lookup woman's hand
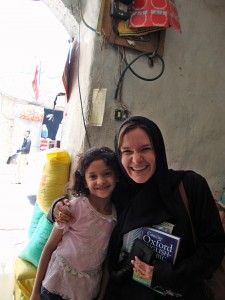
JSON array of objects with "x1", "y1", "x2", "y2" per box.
[
  {"x1": 54, "y1": 198, "x2": 74, "y2": 224},
  {"x1": 131, "y1": 256, "x2": 154, "y2": 280}
]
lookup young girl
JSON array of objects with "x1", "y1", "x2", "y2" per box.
[{"x1": 31, "y1": 147, "x2": 118, "y2": 300}]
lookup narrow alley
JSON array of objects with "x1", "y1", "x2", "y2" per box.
[{"x1": 0, "y1": 159, "x2": 41, "y2": 300}]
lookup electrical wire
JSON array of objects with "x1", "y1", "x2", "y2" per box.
[
  {"x1": 77, "y1": 23, "x2": 91, "y2": 148},
  {"x1": 124, "y1": 51, "x2": 165, "y2": 81},
  {"x1": 113, "y1": 24, "x2": 165, "y2": 99},
  {"x1": 79, "y1": 0, "x2": 99, "y2": 34},
  {"x1": 77, "y1": 1, "x2": 164, "y2": 118},
  {"x1": 114, "y1": 48, "x2": 128, "y2": 110},
  {"x1": 114, "y1": 50, "x2": 165, "y2": 99}
]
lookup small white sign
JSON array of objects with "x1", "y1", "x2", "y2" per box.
[{"x1": 89, "y1": 88, "x2": 107, "y2": 126}]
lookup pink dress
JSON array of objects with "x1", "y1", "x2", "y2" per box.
[{"x1": 42, "y1": 196, "x2": 117, "y2": 300}]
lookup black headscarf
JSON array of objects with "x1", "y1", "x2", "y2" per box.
[
  {"x1": 109, "y1": 116, "x2": 187, "y2": 268},
  {"x1": 114, "y1": 116, "x2": 169, "y2": 185}
]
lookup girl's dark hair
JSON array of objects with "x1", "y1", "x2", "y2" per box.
[{"x1": 73, "y1": 147, "x2": 119, "y2": 197}]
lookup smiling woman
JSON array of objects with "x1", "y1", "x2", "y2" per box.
[{"x1": 119, "y1": 127, "x2": 156, "y2": 184}]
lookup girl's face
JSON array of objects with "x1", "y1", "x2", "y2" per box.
[
  {"x1": 85, "y1": 159, "x2": 117, "y2": 201},
  {"x1": 120, "y1": 128, "x2": 156, "y2": 184}
]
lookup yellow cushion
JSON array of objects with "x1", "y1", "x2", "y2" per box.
[
  {"x1": 14, "y1": 257, "x2": 37, "y2": 300},
  {"x1": 37, "y1": 148, "x2": 71, "y2": 214}
]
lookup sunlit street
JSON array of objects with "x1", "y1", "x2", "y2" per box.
[{"x1": 0, "y1": 158, "x2": 41, "y2": 300}]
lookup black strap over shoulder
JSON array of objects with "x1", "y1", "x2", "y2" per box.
[{"x1": 179, "y1": 181, "x2": 197, "y2": 245}]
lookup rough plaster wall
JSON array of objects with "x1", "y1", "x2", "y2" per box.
[
  {"x1": 59, "y1": 0, "x2": 101, "y2": 175},
  {"x1": 56, "y1": 0, "x2": 225, "y2": 194},
  {"x1": 161, "y1": 0, "x2": 225, "y2": 192}
]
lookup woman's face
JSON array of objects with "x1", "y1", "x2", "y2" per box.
[{"x1": 120, "y1": 128, "x2": 156, "y2": 184}]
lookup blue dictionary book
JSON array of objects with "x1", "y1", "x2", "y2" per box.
[
  {"x1": 140, "y1": 227, "x2": 181, "y2": 264},
  {"x1": 132, "y1": 227, "x2": 181, "y2": 296}
]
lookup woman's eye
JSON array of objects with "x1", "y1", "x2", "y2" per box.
[
  {"x1": 121, "y1": 150, "x2": 132, "y2": 155},
  {"x1": 142, "y1": 147, "x2": 153, "y2": 152}
]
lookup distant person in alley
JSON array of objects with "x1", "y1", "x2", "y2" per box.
[{"x1": 15, "y1": 129, "x2": 32, "y2": 184}]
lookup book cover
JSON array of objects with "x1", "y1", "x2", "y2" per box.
[
  {"x1": 140, "y1": 227, "x2": 181, "y2": 264},
  {"x1": 132, "y1": 227, "x2": 181, "y2": 295},
  {"x1": 119, "y1": 222, "x2": 174, "y2": 261}
]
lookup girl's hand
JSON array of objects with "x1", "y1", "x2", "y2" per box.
[
  {"x1": 54, "y1": 198, "x2": 73, "y2": 224},
  {"x1": 217, "y1": 201, "x2": 225, "y2": 210},
  {"x1": 30, "y1": 292, "x2": 41, "y2": 300},
  {"x1": 131, "y1": 256, "x2": 154, "y2": 280}
]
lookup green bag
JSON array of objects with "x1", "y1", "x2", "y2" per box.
[{"x1": 19, "y1": 214, "x2": 53, "y2": 267}]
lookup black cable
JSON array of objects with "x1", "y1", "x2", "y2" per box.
[
  {"x1": 124, "y1": 52, "x2": 165, "y2": 81},
  {"x1": 77, "y1": 24, "x2": 91, "y2": 148},
  {"x1": 114, "y1": 28, "x2": 165, "y2": 99},
  {"x1": 114, "y1": 50, "x2": 165, "y2": 99}
]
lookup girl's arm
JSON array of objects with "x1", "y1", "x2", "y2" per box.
[{"x1": 30, "y1": 226, "x2": 63, "y2": 300}]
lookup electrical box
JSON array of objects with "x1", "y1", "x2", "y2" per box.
[
  {"x1": 114, "y1": 109, "x2": 129, "y2": 121},
  {"x1": 97, "y1": 0, "x2": 165, "y2": 55},
  {"x1": 110, "y1": 0, "x2": 132, "y2": 20}
]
